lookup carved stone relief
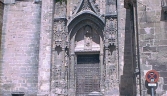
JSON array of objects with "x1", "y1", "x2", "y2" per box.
[
  {"x1": 84, "y1": 25, "x2": 92, "y2": 50},
  {"x1": 104, "y1": 17, "x2": 117, "y2": 47},
  {"x1": 90, "y1": 0, "x2": 100, "y2": 13},
  {"x1": 75, "y1": 25, "x2": 100, "y2": 52},
  {"x1": 106, "y1": 48, "x2": 118, "y2": 88},
  {"x1": 106, "y1": 0, "x2": 117, "y2": 15},
  {"x1": 54, "y1": 2, "x2": 66, "y2": 18},
  {"x1": 103, "y1": 16, "x2": 118, "y2": 94},
  {"x1": 82, "y1": 0, "x2": 92, "y2": 10},
  {"x1": 52, "y1": 18, "x2": 68, "y2": 95},
  {"x1": 53, "y1": 19, "x2": 68, "y2": 48},
  {"x1": 51, "y1": 46, "x2": 66, "y2": 95},
  {"x1": 71, "y1": 0, "x2": 101, "y2": 16}
]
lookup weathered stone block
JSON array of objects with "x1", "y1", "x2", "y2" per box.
[
  {"x1": 163, "y1": 85, "x2": 167, "y2": 90},
  {"x1": 160, "y1": 71, "x2": 167, "y2": 77},
  {"x1": 164, "y1": 77, "x2": 167, "y2": 84},
  {"x1": 143, "y1": 46, "x2": 157, "y2": 52},
  {"x1": 153, "y1": 65, "x2": 167, "y2": 71},
  {"x1": 158, "y1": 46, "x2": 167, "y2": 51}
]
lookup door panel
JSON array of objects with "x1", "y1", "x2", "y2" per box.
[{"x1": 76, "y1": 54, "x2": 100, "y2": 96}]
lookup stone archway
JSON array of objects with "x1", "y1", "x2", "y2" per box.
[
  {"x1": 74, "y1": 25, "x2": 101, "y2": 95},
  {"x1": 67, "y1": 13, "x2": 105, "y2": 96}
]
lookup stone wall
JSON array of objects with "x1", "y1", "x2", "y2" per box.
[
  {"x1": 0, "y1": 1, "x2": 3, "y2": 52},
  {"x1": 1, "y1": 0, "x2": 167, "y2": 95},
  {"x1": 0, "y1": 1, "x2": 3, "y2": 35},
  {"x1": 0, "y1": 1, "x2": 3, "y2": 95},
  {"x1": 0, "y1": 0, "x2": 41, "y2": 95},
  {"x1": 137, "y1": 0, "x2": 167, "y2": 95}
]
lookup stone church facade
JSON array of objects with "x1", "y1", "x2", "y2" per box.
[{"x1": 0, "y1": 0, "x2": 167, "y2": 96}]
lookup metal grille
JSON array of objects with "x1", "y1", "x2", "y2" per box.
[{"x1": 76, "y1": 54, "x2": 100, "y2": 96}]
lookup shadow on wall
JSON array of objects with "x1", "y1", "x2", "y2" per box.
[
  {"x1": 119, "y1": 6, "x2": 137, "y2": 96},
  {"x1": 161, "y1": 0, "x2": 167, "y2": 21},
  {"x1": 160, "y1": 9, "x2": 167, "y2": 21}
]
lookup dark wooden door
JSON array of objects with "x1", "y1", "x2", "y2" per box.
[{"x1": 76, "y1": 54, "x2": 100, "y2": 96}]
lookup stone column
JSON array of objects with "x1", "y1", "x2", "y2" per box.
[
  {"x1": 100, "y1": 37, "x2": 105, "y2": 92},
  {"x1": 100, "y1": 52, "x2": 104, "y2": 91},
  {"x1": 104, "y1": 46, "x2": 109, "y2": 90},
  {"x1": 37, "y1": 0, "x2": 54, "y2": 95},
  {"x1": 68, "y1": 37, "x2": 75, "y2": 96},
  {"x1": 61, "y1": 48, "x2": 65, "y2": 79}
]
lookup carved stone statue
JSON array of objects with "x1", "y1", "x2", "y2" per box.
[{"x1": 84, "y1": 25, "x2": 92, "y2": 50}]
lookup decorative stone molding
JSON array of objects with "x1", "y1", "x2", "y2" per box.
[
  {"x1": 53, "y1": 18, "x2": 68, "y2": 48},
  {"x1": 104, "y1": 17, "x2": 117, "y2": 47},
  {"x1": 4, "y1": 0, "x2": 15, "y2": 4},
  {"x1": 54, "y1": 2, "x2": 66, "y2": 18},
  {"x1": 74, "y1": 0, "x2": 97, "y2": 14},
  {"x1": 106, "y1": 0, "x2": 117, "y2": 15}
]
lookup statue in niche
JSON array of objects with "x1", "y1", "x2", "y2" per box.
[
  {"x1": 54, "y1": 20, "x2": 65, "y2": 42},
  {"x1": 84, "y1": 25, "x2": 92, "y2": 50},
  {"x1": 105, "y1": 18, "x2": 117, "y2": 45},
  {"x1": 106, "y1": 18, "x2": 113, "y2": 32},
  {"x1": 106, "y1": 0, "x2": 116, "y2": 14}
]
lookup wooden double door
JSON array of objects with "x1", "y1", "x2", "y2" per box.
[{"x1": 76, "y1": 54, "x2": 100, "y2": 96}]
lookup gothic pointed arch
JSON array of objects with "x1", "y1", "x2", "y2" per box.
[
  {"x1": 67, "y1": 12, "x2": 105, "y2": 40},
  {"x1": 67, "y1": 8, "x2": 106, "y2": 96}
]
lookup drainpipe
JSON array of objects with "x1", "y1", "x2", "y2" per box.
[{"x1": 133, "y1": 0, "x2": 142, "y2": 95}]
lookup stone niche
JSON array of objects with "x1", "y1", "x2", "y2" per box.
[{"x1": 75, "y1": 25, "x2": 100, "y2": 52}]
